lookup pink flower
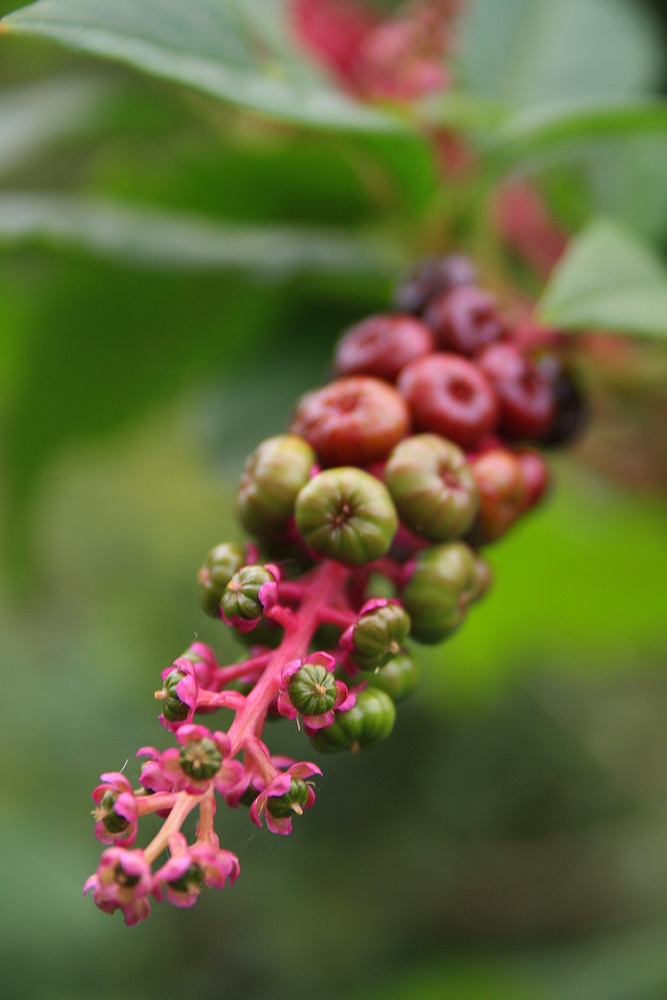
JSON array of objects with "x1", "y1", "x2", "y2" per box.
[
  {"x1": 223, "y1": 740, "x2": 294, "y2": 809},
  {"x1": 278, "y1": 651, "x2": 356, "y2": 729},
  {"x1": 136, "y1": 747, "x2": 176, "y2": 795},
  {"x1": 159, "y1": 724, "x2": 243, "y2": 795},
  {"x1": 91, "y1": 772, "x2": 138, "y2": 848},
  {"x1": 83, "y1": 847, "x2": 153, "y2": 926},
  {"x1": 157, "y1": 658, "x2": 199, "y2": 732},
  {"x1": 153, "y1": 833, "x2": 240, "y2": 908},
  {"x1": 339, "y1": 598, "x2": 400, "y2": 653},
  {"x1": 249, "y1": 762, "x2": 321, "y2": 835}
]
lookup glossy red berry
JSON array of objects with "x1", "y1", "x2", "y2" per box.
[
  {"x1": 424, "y1": 286, "x2": 506, "y2": 356},
  {"x1": 291, "y1": 376, "x2": 410, "y2": 467},
  {"x1": 334, "y1": 314, "x2": 434, "y2": 382},
  {"x1": 466, "y1": 448, "x2": 527, "y2": 544},
  {"x1": 515, "y1": 448, "x2": 550, "y2": 509},
  {"x1": 477, "y1": 343, "x2": 554, "y2": 441},
  {"x1": 393, "y1": 254, "x2": 477, "y2": 314},
  {"x1": 397, "y1": 353, "x2": 498, "y2": 450}
]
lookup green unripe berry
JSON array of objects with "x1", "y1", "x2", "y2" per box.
[
  {"x1": 168, "y1": 864, "x2": 205, "y2": 894},
  {"x1": 401, "y1": 541, "x2": 476, "y2": 644},
  {"x1": 198, "y1": 542, "x2": 246, "y2": 615},
  {"x1": 179, "y1": 738, "x2": 222, "y2": 781},
  {"x1": 221, "y1": 565, "x2": 274, "y2": 623},
  {"x1": 160, "y1": 668, "x2": 191, "y2": 723},
  {"x1": 267, "y1": 778, "x2": 311, "y2": 818},
  {"x1": 100, "y1": 790, "x2": 129, "y2": 835},
  {"x1": 354, "y1": 652, "x2": 420, "y2": 702},
  {"x1": 466, "y1": 555, "x2": 493, "y2": 604},
  {"x1": 287, "y1": 664, "x2": 338, "y2": 717},
  {"x1": 384, "y1": 434, "x2": 479, "y2": 542},
  {"x1": 349, "y1": 602, "x2": 411, "y2": 671},
  {"x1": 237, "y1": 435, "x2": 316, "y2": 540},
  {"x1": 295, "y1": 467, "x2": 398, "y2": 566},
  {"x1": 309, "y1": 687, "x2": 396, "y2": 754}
]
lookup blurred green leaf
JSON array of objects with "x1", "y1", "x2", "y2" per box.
[
  {"x1": 0, "y1": 72, "x2": 109, "y2": 175},
  {"x1": 537, "y1": 217, "x2": 667, "y2": 335},
  {"x1": 0, "y1": 0, "x2": 405, "y2": 132},
  {"x1": 484, "y1": 98, "x2": 667, "y2": 173},
  {"x1": 0, "y1": 193, "x2": 400, "y2": 273},
  {"x1": 459, "y1": 0, "x2": 662, "y2": 110}
]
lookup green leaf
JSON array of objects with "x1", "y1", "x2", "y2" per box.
[
  {"x1": 0, "y1": 72, "x2": 109, "y2": 175},
  {"x1": 458, "y1": 0, "x2": 662, "y2": 110},
  {"x1": 0, "y1": 192, "x2": 400, "y2": 274},
  {"x1": 0, "y1": 0, "x2": 404, "y2": 132},
  {"x1": 484, "y1": 98, "x2": 667, "y2": 171},
  {"x1": 537, "y1": 217, "x2": 667, "y2": 336}
]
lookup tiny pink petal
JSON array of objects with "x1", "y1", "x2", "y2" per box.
[
  {"x1": 305, "y1": 651, "x2": 336, "y2": 671},
  {"x1": 277, "y1": 690, "x2": 298, "y2": 720}
]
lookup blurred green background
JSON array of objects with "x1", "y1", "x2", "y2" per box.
[{"x1": 2, "y1": 2, "x2": 667, "y2": 999}]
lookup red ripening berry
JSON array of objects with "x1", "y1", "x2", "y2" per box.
[
  {"x1": 334, "y1": 314, "x2": 434, "y2": 382},
  {"x1": 467, "y1": 448, "x2": 527, "y2": 544},
  {"x1": 397, "y1": 353, "x2": 498, "y2": 451},
  {"x1": 515, "y1": 449, "x2": 550, "y2": 509},
  {"x1": 477, "y1": 342, "x2": 554, "y2": 441},
  {"x1": 291, "y1": 376, "x2": 410, "y2": 467},
  {"x1": 424, "y1": 286, "x2": 507, "y2": 356}
]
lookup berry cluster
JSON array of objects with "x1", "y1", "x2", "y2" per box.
[{"x1": 84, "y1": 256, "x2": 585, "y2": 925}]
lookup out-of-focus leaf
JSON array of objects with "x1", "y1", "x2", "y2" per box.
[
  {"x1": 0, "y1": 73, "x2": 108, "y2": 175},
  {"x1": 0, "y1": 193, "x2": 400, "y2": 274},
  {"x1": 459, "y1": 0, "x2": 662, "y2": 110},
  {"x1": 0, "y1": 0, "x2": 405, "y2": 132},
  {"x1": 537, "y1": 217, "x2": 667, "y2": 335},
  {"x1": 484, "y1": 98, "x2": 667, "y2": 172},
  {"x1": 420, "y1": 90, "x2": 510, "y2": 131}
]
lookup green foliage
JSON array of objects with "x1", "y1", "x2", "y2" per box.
[
  {"x1": 537, "y1": 217, "x2": 667, "y2": 335},
  {"x1": 0, "y1": 0, "x2": 405, "y2": 130}
]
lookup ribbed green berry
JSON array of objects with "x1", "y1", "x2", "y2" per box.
[
  {"x1": 350, "y1": 602, "x2": 411, "y2": 671},
  {"x1": 401, "y1": 542, "x2": 476, "y2": 644},
  {"x1": 384, "y1": 434, "x2": 479, "y2": 542},
  {"x1": 354, "y1": 652, "x2": 420, "y2": 702},
  {"x1": 267, "y1": 778, "x2": 311, "y2": 818},
  {"x1": 237, "y1": 435, "x2": 316, "y2": 540},
  {"x1": 466, "y1": 555, "x2": 493, "y2": 604},
  {"x1": 160, "y1": 668, "x2": 190, "y2": 723},
  {"x1": 99, "y1": 790, "x2": 129, "y2": 835},
  {"x1": 198, "y1": 542, "x2": 246, "y2": 615},
  {"x1": 179, "y1": 738, "x2": 222, "y2": 781},
  {"x1": 295, "y1": 467, "x2": 398, "y2": 566},
  {"x1": 287, "y1": 664, "x2": 338, "y2": 717},
  {"x1": 309, "y1": 687, "x2": 396, "y2": 753},
  {"x1": 221, "y1": 565, "x2": 274, "y2": 623}
]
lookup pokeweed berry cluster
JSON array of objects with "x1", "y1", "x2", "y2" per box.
[{"x1": 85, "y1": 255, "x2": 585, "y2": 925}]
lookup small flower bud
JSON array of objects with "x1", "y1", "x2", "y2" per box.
[
  {"x1": 291, "y1": 376, "x2": 410, "y2": 467},
  {"x1": 353, "y1": 651, "x2": 420, "y2": 702},
  {"x1": 295, "y1": 467, "x2": 398, "y2": 566},
  {"x1": 198, "y1": 542, "x2": 246, "y2": 615},
  {"x1": 179, "y1": 737, "x2": 222, "y2": 782},
  {"x1": 341, "y1": 598, "x2": 411, "y2": 671},
  {"x1": 221, "y1": 565, "x2": 278, "y2": 630},
  {"x1": 384, "y1": 434, "x2": 479, "y2": 541},
  {"x1": 401, "y1": 541, "x2": 477, "y2": 644},
  {"x1": 309, "y1": 687, "x2": 396, "y2": 753},
  {"x1": 237, "y1": 435, "x2": 316, "y2": 540},
  {"x1": 266, "y1": 778, "x2": 312, "y2": 819}
]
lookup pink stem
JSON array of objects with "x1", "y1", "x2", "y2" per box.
[
  {"x1": 195, "y1": 788, "x2": 217, "y2": 843},
  {"x1": 211, "y1": 653, "x2": 270, "y2": 686},
  {"x1": 277, "y1": 581, "x2": 307, "y2": 602},
  {"x1": 136, "y1": 793, "x2": 178, "y2": 816},
  {"x1": 197, "y1": 689, "x2": 246, "y2": 710},
  {"x1": 144, "y1": 791, "x2": 202, "y2": 864},
  {"x1": 228, "y1": 560, "x2": 349, "y2": 758},
  {"x1": 318, "y1": 606, "x2": 356, "y2": 628}
]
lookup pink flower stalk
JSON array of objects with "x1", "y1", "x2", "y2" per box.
[
  {"x1": 83, "y1": 847, "x2": 153, "y2": 926},
  {"x1": 91, "y1": 772, "x2": 139, "y2": 848},
  {"x1": 249, "y1": 762, "x2": 322, "y2": 835},
  {"x1": 278, "y1": 651, "x2": 356, "y2": 729},
  {"x1": 153, "y1": 833, "x2": 240, "y2": 908}
]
